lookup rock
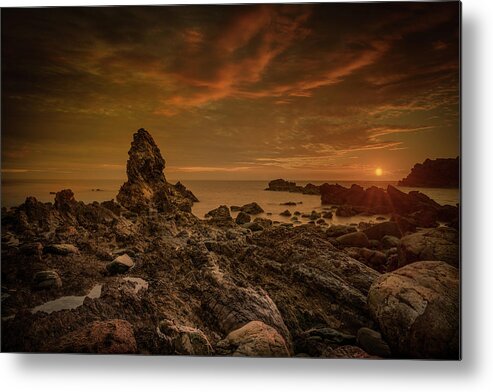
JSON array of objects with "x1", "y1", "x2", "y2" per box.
[
  {"x1": 322, "y1": 211, "x2": 333, "y2": 219},
  {"x1": 20, "y1": 242, "x2": 43, "y2": 257},
  {"x1": 381, "y1": 235, "x2": 400, "y2": 249},
  {"x1": 49, "y1": 320, "x2": 137, "y2": 354},
  {"x1": 116, "y1": 128, "x2": 193, "y2": 213},
  {"x1": 174, "y1": 181, "x2": 199, "y2": 202},
  {"x1": 230, "y1": 205, "x2": 241, "y2": 212},
  {"x1": 240, "y1": 202, "x2": 264, "y2": 215},
  {"x1": 216, "y1": 321, "x2": 289, "y2": 357},
  {"x1": 106, "y1": 254, "x2": 134, "y2": 274},
  {"x1": 391, "y1": 214, "x2": 417, "y2": 234},
  {"x1": 235, "y1": 211, "x2": 251, "y2": 225},
  {"x1": 266, "y1": 179, "x2": 300, "y2": 193},
  {"x1": 398, "y1": 157, "x2": 459, "y2": 188},
  {"x1": 302, "y1": 183, "x2": 320, "y2": 195},
  {"x1": 316, "y1": 218, "x2": 326, "y2": 225},
  {"x1": 158, "y1": 319, "x2": 213, "y2": 355},
  {"x1": 368, "y1": 261, "x2": 459, "y2": 358},
  {"x1": 294, "y1": 327, "x2": 355, "y2": 356},
  {"x1": 356, "y1": 327, "x2": 391, "y2": 357},
  {"x1": 345, "y1": 247, "x2": 387, "y2": 271},
  {"x1": 398, "y1": 227, "x2": 459, "y2": 268},
  {"x1": 54, "y1": 189, "x2": 77, "y2": 213},
  {"x1": 243, "y1": 222, "x2": 264, "y2": 232},
  {"x1": 309, "y1": 211, "x2": 321, "y2": 220},
  {"x1": 280, "y1": 201, "x2": 297, "y2": 206},
  {"x1": 33, "y1": 271, "x2": 62, "y2": 290},
  {"x1": 100, "y1": 199, "x2": 122, "y2": 216},
  {"x1": 325, "y1": 224, "x2": 357, "y2": 237},
  {"x1": 324, "y1": 345, "x2": 375, "y2": 359},
  {"x1": 363, "y1": 221, "x2": 402, "y2": 241},
  {"x1": 337, "y1": 232, "x2": 370, "y2": 248},
  {"x1": 293, "y1": 211, "x2": 301, "y2": 216},
  {"x1": 44, "y1": 243, "x2": 79, "y2": 255},
  {"x1": 205, "y1": 205, "x2": 234, "y2": 227},
  {"x1": 336, "y1": 205, "x2": 359, "y2": 217},
  {"x1": 280, "y1": 210, "x2": 292, "y2": 217}
]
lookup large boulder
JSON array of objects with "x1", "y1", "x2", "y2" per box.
[
  {"x1": 337, "y1": 231, "x2": 370, "y2": 248},
  {"x1": 368, "y1": 261, "x2": 459, "y2": 359},
  {"x1": 48, "y1": 320, "x2": 137, "y2": 354},
  {"x1": 398, "y1": 227, "x2": 459, "y2": 268},
  {"x1": 205, "y1": 205, "x2": 234, "y2": 227},
  {"x1": 216, "y1": 321, "x2": 289, "y2": 357}
]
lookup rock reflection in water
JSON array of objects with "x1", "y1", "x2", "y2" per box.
[{"x1": 31, "y1": 284, "x2": 102, "y2": 314}]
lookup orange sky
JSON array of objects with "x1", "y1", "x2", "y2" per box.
[{"x1": 1, "y1": 2, "x2": 460, "y2": 181}]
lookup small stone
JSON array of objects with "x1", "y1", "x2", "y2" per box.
[
  {"x1": 106, "y1": 254, "x2": 134, "y2": 275},
  {"x1": 280, "y1": 209, "x2": 292, "y2": 217},
  {"x1": 235, "y1": 211, "x2": 251, "y2": 225},
  {"x1": 34, "y1": 270, "x2": 62, "y2": 290},
  {"x1": 44, "y1": 244, "x2": 79, "y2": 255}
]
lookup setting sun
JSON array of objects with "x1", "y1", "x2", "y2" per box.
[{"x1": 375, "y1": 167, "x2": 383, "y2": 176}]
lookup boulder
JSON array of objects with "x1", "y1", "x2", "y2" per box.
[
  {"x1": 216, "y1": 321, "x2": 289, "y2": 357},
  {"x1": 44, "y1": 243, "x2": 79, "y2": 255},
  {"x1": 325, "y1": 225, "x2": 357, "y2": 237},
  {"x1": 205, "y1": 205, "x2": 234, "y2": 227},
  {"x1": 106, "y1": 254, "x2": 134, "y2": 274},
  {"x1": 368, "y1": 261, "x2": 459, "y2": 358},
  {"x1": 158, "y1": 319, "x2": 213, "y2": 355},
  {"x1": 49, "y1": 320, "x2": 137, "y2": 354},
  {"x1": 356, "y1": 327, "x2": 391, "y2": 357},
  {"x1": 398, "y1": 227, "x2": 459, "y2": 268},
  {"x1": 294, "y1": 327, "x2": 355, "y2": 356},
  {"x1": 337, "y1": 232, "x2": 370, "y2": 248},
  {"x1": 381, "y1": 235, "x2": 400, "y2": 249},
  {"x1": 280, "y1": 210, "x2": 292, "y2": 217},
  {"x1": 363, "y1": 221, "x2": 402, "y2": 241},
  {"x1": 235, "y1": 211, "x2": 251, "y2": 225},
  {"x1": 33, "y1": 270, "x2": 62, "y2": 290},
  {"x1": 336, "y1": 205, "x2": 359, "y2": 217},
  {"x1": 241, "y1": 202, "x2": 264, "y2": 215}
]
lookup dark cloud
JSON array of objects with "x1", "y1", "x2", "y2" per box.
[{"x1": 1, "y1": 2, "x2": 459, "y2": 180}]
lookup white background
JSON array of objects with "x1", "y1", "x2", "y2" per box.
[{"x1": 0, "y1": 0, "x2": 491, "y2": 391}]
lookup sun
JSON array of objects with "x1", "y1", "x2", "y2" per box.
[{"x1": 375, "y1": 167, "x2": 383, "y2": 176}]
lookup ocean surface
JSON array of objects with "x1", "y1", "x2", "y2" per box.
[{"x1": 1, "y1": 179, "x2": 459, "y2": 225}]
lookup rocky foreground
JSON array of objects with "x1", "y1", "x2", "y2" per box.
[{"x1": 1, "y1": 129, "x2": 460, "y2": 358}]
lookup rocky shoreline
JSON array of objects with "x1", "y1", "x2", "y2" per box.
[{"x1": 1, "y1": 129, "x2": 460, "y2": 358}]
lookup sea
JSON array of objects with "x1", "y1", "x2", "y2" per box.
[{"x1": 1, "y1": 179, "x2": 460, "y2": 225}]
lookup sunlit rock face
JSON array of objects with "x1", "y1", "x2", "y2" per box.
[{"x1": 117, "y1": 128, "x2": 195, "y2": 213}]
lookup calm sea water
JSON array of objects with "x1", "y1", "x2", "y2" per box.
[{"x1": 1, "y1": 178, "x2": 459, "y2": 225}]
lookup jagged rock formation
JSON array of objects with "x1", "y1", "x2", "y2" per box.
[
  {"x1": 398, "y1": 157, "x2": 460, "y2": 188},
  {"x1": 117, "y1": 128, "x2": 196, "y2": 213}
]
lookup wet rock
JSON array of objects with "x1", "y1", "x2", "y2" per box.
[
  {"x1": 106, "y1": 254, "x2": 134, "y2": 275},
  {"x1": 158, "y1": 319, "x2": 213, "y2": 355},
  {"x1": 266, "y1": 179, "x2": 299, "y2": 193},
  {"x1": 336, "y1": 205, "x2": 359, "y2": 217},
  {"x1": 216, "y1": 320, "x2": 290, "y2": 357},
  {"x1": 357, "y1": 327, "x2": 391, "y2": 357},
  {"x1": 33, "y1": 271, "x2": 62, "y2": 290},
  {"x1": 368, "y1": 261, "x2": 459, "y2": 358},
  {"x1": 363, "y1": 221, "x2": 402, "y2": 241},
  {"x1": 240, "y1": 202, "x2": 264, "y2": 215},
  {"x1": 322, "y1": 211, "x2": 333, "y2": 219},
  {"x1": 235, "y1": 211, "x2": 251, "y2": 225},
  {"x1": 44, "y1": 243, "x2": 79, "y2": 255},
  {"x1": 337, "y1": 232, "x2": 370, "y2": 248},
  {"x1": 48, "y1": 320, "x2": 137, "y2": 354},
  {"x1": 280, "y1": 201, "x2": 297, "y2": 206},
  {"x1": 316, "y1": 218, "x2": 326, "y2": 225},
  {"x1": 280, "y1": 209, "x2": 292, "y2": 217},
  {"x1": 398, "y1": 227, "x2": 459, "y2": 268}
]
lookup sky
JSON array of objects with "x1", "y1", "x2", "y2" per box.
[{"x1": 1, "y1": 2, "x2": 460, "y2": 181}]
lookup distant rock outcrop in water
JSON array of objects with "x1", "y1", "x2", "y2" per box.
[
  {"x1": 265, "y1": 179, "x2": 320, "y2": 195},
  {"x1": 398, "y1": 157, "x2": 459, "y2": 188},
  {"x1": 117, "y1": 128, "x2": 197, "y2": 213}
]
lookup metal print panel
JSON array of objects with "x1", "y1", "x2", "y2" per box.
[{"x1": 1, "y1": 1, "x2": 461, "y2": 358}]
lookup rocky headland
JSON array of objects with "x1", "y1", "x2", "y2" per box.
[
  {"x1": 398, "y1": 157, "x2": 460, "y2": 188},
  {"x1": 1, "y1": 129, "x2": 460, "y2": 358}
]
